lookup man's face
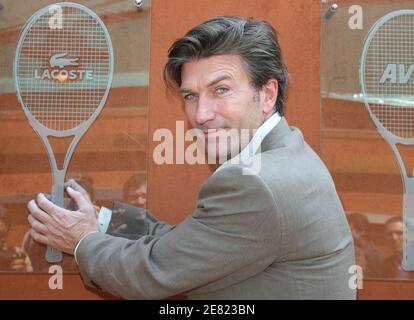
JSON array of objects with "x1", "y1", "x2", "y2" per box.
[
  {"x1": 180, "y1": 55, "x2": 273, "y2": 161},
  {"x1": 0, "y1": 221, "x2": 8, "y2": 247},
  {"x1": 386, "y1": 221, "x2": 403, "y2": 253},
  {"x1": 349, "y1": 222, "x2": 365, "y2": 246},
  {"x1": 126, "y1": 183, "x2": 147, "y2": 207}
]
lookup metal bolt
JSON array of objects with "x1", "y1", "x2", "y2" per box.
[
  {"x1": 134, "y1": 0, "x2": 143, "y2": 8},
  {"x1": 330, "y1": 4, "x2": 338, "y2": 12},
  {"x1": 325, "y1": 3, "x2": 338, "y2": 19}
]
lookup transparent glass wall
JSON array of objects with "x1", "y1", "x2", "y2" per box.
[
  {"x1": 321, "y1": 0, "x2": 414, "y2": 280},
  {"x1": 0, "y1": 0, "x2": 150, "y2": 272}
]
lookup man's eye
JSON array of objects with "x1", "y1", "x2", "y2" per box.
[
  {"x1": 184, "y1": 94, "x2": 195, "y2": 101},
  {"x1": 216, "y1": 87, "x2": 229, "y2": 94}
]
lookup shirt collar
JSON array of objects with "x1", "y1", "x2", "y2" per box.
[
  {"x1": 217, "y1": 112, "x2": 282, "y2": 170},
  {"x1": 240, "y1": 111, "x2": 282, "y2": 158}
]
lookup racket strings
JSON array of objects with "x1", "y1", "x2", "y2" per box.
[
  {"x1": 370, "y1": 104, "x2": 414, "y2": 138},
  {"x1": 364, "y1": 14, "x2": 414, "y2": 139},
  {"x1": 17, "y1": 6, "x2": 111, "y2": 131}
]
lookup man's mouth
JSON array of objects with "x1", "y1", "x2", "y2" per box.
[{"x1": 202, "y1": 128, "x2": 227, "y2": 136}]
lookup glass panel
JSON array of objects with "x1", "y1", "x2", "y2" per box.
[
  {"x1": 321, "y1": 0, "x2": 414, "y2": 280},
  {"x1": 0, "y1": 0, "x2": 150, "y2": 272}
]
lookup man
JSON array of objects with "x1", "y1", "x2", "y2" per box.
[
  {"x1": 103, "y1": 174, "x2": 148, "y2": 240},
  {"x1": 123, "y1": 173, "x2": 147, "y2": 208},
  {"x1": 383, "y1": 216, "x2": 414, "y2": 279},
  {"x1": 27, "y1": 16, "x2": 355, "y2": 299},
  {"x1": 347, "y1": 213, "x2": 384, "y2": 277}
]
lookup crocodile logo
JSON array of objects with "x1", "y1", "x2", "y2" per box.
[
  {"x1": 50, "y1": 53, "x2": 79, "y2": 69},
  {"x1": 34, "y1": 53, "x2": 93, "y2": 82}
]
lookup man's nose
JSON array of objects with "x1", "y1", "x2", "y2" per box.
[
  {"x1": 195, "y1": 96, "x2": 215, "y2": 125},
  {"x1": 138, "y1": 196, "x2": 146, "y2": 206},
  {"x1": 392, "y1": 233, "x2": 400, "y2": 241}
]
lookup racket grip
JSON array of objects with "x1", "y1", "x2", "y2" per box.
[
  {"x1": 46, "y1": 246, "x2": 63, "y2": 263},
  {"x1": 45, "y1": 172, "x2": 65, "y2": 263},
  {"x1": 402, "y1": 179, "x2": 414, "y2": 271}
]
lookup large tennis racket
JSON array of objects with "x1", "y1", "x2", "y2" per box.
[
  {"x1": 14, "y1": 2, "x2": 113, "y2": 262},
  {"x1": 360, "y1": 10, "x2": 414, "y2": 271}
]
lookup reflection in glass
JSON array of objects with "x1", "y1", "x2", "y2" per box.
[
  {"x1": 0, "y1": 0, "x2": 150, "y2": 272},
  {"x1": 321, "y1": 0, "x2": 414, "y2": 280},
  {"x1": 0, "y1": 205, "x2": 32, "y2": 271}
]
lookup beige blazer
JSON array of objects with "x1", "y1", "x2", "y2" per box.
[{"x1": 76, "y1": 117, "x2": 356, "y2": 299}]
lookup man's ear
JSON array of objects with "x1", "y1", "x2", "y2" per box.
[{"x1": 261, "y1": 79, "x2": 278, "y2": 119}]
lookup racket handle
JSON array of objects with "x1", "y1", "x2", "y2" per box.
[
  {"x1": 46, "y1": 246, "x2": 63, "y2": 263},
  {"x1": 45, "y1": 172, "x2": 65, "y2": 263},
  {"x1": 402, "y1": 179, "x2": 414, "y2": 271}
]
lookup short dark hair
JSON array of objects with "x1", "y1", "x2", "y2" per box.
[
  {"x1": 385, "y1": 216, "x2": 402, "y2": 226},
  {"x1": 0, "y1": 205, "x2": 11, "y2": 230},
  {"x1": 123, "y1": 173, "x2": 147, "y2": 199},
  {"x1": 164, "y1": 16, "x2": 288, "y2": 116},
  {"x1": 347, "y1": 213, "x2": 370, "y2": 232}
]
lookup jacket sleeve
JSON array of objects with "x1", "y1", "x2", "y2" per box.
[
  {"x1": 145, "y1": 210, "x2": 176, "y2": 237},
  {"x1": 76, "y1": 165, "x2": 283, "y2": 299},
  {"x1": 108, "y1": 201, "x2": 175, "y2": 239}
]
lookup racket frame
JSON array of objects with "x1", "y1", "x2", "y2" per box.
[
  {"x1": 360, "y1": 9, "x2": 414, "y2": 271},
  {"x1": 14, "y1": 2, "x2": 114, "y2": 263}
]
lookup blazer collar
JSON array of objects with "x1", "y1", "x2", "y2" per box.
[
  {"x1": 217, "y1": 113, "x2": 288, "y2": 171},
  {"x1": 260, "y1": 116, "x2": 292, "y2": 153},
  {"x1": 236, "y1": 112, "x2": 282, "y2": 160}
]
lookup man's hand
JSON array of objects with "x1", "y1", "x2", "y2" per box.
[
  {"x1": 10, "y1": 258, "x2": 26, "y2": 271},
  {"x1": 27, "y1": 187, "x2": 99, "y2": 255}
]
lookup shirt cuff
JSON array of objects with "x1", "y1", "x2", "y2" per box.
[{"x1": 98, "y1": 206, "x2": 112, "y2": 233}]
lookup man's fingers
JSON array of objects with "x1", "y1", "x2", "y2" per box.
[
  {"x1": 28, "y1": 199, "x2": 52, "y2": 225},
  {"x1": 28, "y1": 214, "x2": 49, "y2": 235},
  {"x1": 64, "y1": 179, "x2": 81, "y2": 191},
  {"x1": 30, "y1": 229, "x2": 49, "y2": 245},
  {"x1": 36, "y1": 193, "x2": 65, "y2": 218},
  {"x1": 114, "y1": 224, "x2": 127, "y2": 233},
  {"x1": 66, "y1": 186, "x2": 91, "y2": 210},
  {"x1": 10, "y1": 258, "x2": 26, "y2": 271},
  {"x1": 65, "y1": 179, "x2": 90, "y2": 200},
  {"x1": 10, "y1": 260, "x2": 26, "y2": 271}
]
